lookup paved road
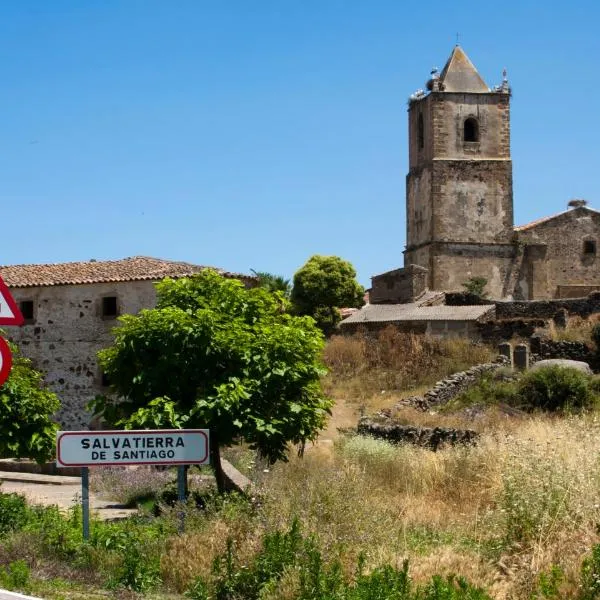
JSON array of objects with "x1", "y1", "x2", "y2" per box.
[
  {"x1": 0, "y1": 472, "x2": 136, "y2": 520},
  {"x1": 0, "y1": 590, "x2": 43, "y2": 599}
]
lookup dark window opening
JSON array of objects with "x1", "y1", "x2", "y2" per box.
[
  {"x1": 101, "y1": 372, "x2": 110, "y2": 387},
  {"x1": 418, "y1": 113, "x2": 424, "y2": 149},
  {"x1": 584, "y1": 240, "x2": 596, "y2": 255},
  {"x1": 102, "y1": 296, "x2": 118, "y2": 318},
  {"x1": 19, "y1": 300, "x2": 34, "y2": 322},
  {"x1": 464, "y1": 117, "x2": 479, "y2": 142}
]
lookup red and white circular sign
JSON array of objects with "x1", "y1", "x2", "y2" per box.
[{"x1": 0, "y1": 337, "x2": 12, "y2": 387}]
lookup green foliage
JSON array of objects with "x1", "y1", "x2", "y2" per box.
[
  {"x1": 530, "y1": 565, "x2": 564, "y2": 599},
  {"x1": 251, "y1": 269, "x2": 292, "y2": 298},
  {"x1": 291, "y1": 255, "x2": 364, "y2": 334},
  {"x1": 442, "y1": 370, "x2": 519, "y2": 412},
  {"x1": 461, "y1": 277, "x2": 488, "y2": 298},
  {"x1": 579, "y1": 543, "x2": 600, "y2": 600},
  {"x1": 0, "y1": 492, "x2": 30, "y2": 537},
  {"x1": 187, "y1": 521, "x2": 492, "y2": 600},
  {"x1": 449, "y1": 367, "x2": 598, "y2": 414},
  {"x1": 93, "y1": 270, "x2": 332, "y2": 487},
  {"x1": 0, "y1": 340, "x2": 60, "y2": 463},
  {"x1": 0, "y1": 560, "x2": 31, "y2": 593},
  {"x1": 516, "y1": 366, "x2": 596, "y2": 412},
  {"x1": 418, "y1": 575, "x2": 492, "y2": 600}
]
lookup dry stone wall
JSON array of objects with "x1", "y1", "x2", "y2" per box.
[
  {"x1": 357, "y1": 417, "x2": 478, "y2": 450},
  {"x1": 396, "y1": 357, "x2": 508, "y2": 411}
]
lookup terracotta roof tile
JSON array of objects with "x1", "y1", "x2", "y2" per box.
[{"x1": 0, "y1": 256, "x2": 249, "y2": 288}]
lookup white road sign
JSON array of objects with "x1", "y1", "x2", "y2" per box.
[
  {"x1": 0, "y1": 276, "x2": 23, "y2": 326},
  {"x1": 56, "y1": 429, "x2": 209, "y2": 467}
]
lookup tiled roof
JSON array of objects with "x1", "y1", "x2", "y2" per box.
[
  {"x1": 340, "y1": 303, "x2": 494, "y2": 325},
  {"x1": 0, "y1": 256, "x2": 249, "y2": 288},
  {"x1": 514, "y1": 206, "x2": 600, "y2": 232}
]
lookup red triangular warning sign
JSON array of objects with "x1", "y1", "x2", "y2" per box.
[{"x1": 0, "y1": 276, "x2": 24, "y2": 326}]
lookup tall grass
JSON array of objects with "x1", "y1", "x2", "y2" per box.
[
  {"x1": 245, "y1": 415, "x2": 600, "y2": 599},
  {"x1": 323, "y1": 328, "x2": 493, "y2": 406}
]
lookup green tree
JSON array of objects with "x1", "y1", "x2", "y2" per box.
[
  {"x1": 0, "y1": 339, "x2": 60, "y2": 463},
  {"x1": 93, "y1": 270, "x2": 332, "y2": 492},
  {"x1": 461, "y1": 276, "x2": 488, "y2": 298},
  {"x1": 250, "y1": 269, "x2": 292, "y2": 298},
  {"x1": 291, "y1": 255, "x2": 364, "y2": 335}
]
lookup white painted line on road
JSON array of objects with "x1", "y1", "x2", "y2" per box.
[{"x1": 0, "y1": 590, "x2": 43, "y2": 599}]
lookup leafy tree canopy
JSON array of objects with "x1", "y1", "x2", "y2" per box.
[
  {"x1": 0, "y1": 339, "x2": 60, "y2": 463},
  {"x1": 93, "y1": 270, "x2": 332, "y2": 491},
  {"x1": 291, "y1": 255, "x2": 364, "y2": 334}
]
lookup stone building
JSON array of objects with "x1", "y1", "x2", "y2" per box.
[
  {"x1": 368, "y1": 46, "x2": 600, "y2": 305},
  {"x1": 0, "y1": 256, "x2": 252, "y2": 429}
]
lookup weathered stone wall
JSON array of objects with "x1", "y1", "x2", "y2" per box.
[
  {"x1": 529, "y1": 336, "x2": 595, "y2": 365},
  {"x1": 405, "y1": 90, "x2": 514, "y2": 299},
  {"x1": 396, "y1": 357, "x2": 507, "y2": 411},
  {"x1": 516, "y1": 208, "x2": 600, "y2": 299},
  {"x1": 476, "y1": 319, "x2": 547, "y2": 343},
  {"x1": 6, "y1": 280, "x2": 159, "y2": 429},
  {"x1": 447, "y1": 291, "x2": 600, "y2": 320},
  {"x1": 495, "y1": 292, "x2": 600, "y2": 319},
  {"x1": 357, "y1": 417, "x2": 479, "y2": 450},
  {"x1": 339, "y1": 320, "x2": 428, "y2": 336},
  {"x1": 370, "y1": 265, "x2": 428, "y2": 304},
  {"x1": 431, "y1": 161, "x2": 513, "y2": 244},
  {"x1": 429, "y1": 242, "x2": 516, "y2": 299}
]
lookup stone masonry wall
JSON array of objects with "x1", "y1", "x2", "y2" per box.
[
  {"x1": 447, "y1": 291, "x2": 600, "y2": 320},
  {"x1": 6, "y1": 280, "x2": 159, "y2": 429},
  {"x1": 370, "y1": 265, "x2": 428, "y2": 304}
]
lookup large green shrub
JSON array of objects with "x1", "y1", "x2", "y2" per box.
[{"x1": 516, "y1": 366, "x2": 596, "y2": 412}]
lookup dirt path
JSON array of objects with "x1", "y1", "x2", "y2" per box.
[{"x1": 308, "y1": 397, "x2": 359, "y2": 458}]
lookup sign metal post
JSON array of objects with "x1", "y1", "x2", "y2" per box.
[
  {"x1": 56, "y1": 429, "x2": 209, "y2": 539},
  {"x1": 81, "y1": 467, "x2": 90, "y2": 540}
]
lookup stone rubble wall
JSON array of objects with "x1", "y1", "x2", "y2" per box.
[
  {"x1": 397, "y1": 357, "x2": 508, "y2": 411},
  {"x1": 357, "y1": 417, "x2": 478, "y2": 451},
  {"x1": 476, "y1": 319, "x2": 547, "y2": 344},
  {"x1": 529, "y1": 336, "x2": 596, "y2": 366},
  {"x1": 446, "y1": 291, "x2": 600, "y2": 320}
]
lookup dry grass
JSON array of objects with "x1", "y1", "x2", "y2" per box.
[
  {"x1": 322, "y1": 328, "x2": 494, "y2": 411},
  {"x1": 245, "y1": 412, "x2": 600, "y2": 599},
  {"x1": 539, "y1": 313, "x2": 600, "y2": 344}
]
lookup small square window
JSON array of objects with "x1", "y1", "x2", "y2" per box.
[
  {"x1": 19, "y1": 300, "x2": 35, "y2": 323},
  {"x1": 584, "y1": 240, "x2": 596, "y2": 255},
  {"x1": 102, "y1": 296, "x2": 118, "y2": 318}
]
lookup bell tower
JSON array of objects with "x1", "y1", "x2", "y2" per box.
[{"x1": 404, "y1": 46, "x2": 514, "y2": 298}]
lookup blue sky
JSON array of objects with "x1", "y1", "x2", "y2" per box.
[{"x1": 1, "y1": 1, "x2": 598, "y2": 286}]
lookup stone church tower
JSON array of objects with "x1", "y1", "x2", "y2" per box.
[{"x1": 403, "y1": 46, "x2": 514, "y2": 298}]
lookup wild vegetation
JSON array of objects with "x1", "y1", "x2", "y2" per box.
[
  {"x1": 0, "y1": 337, "x2": 60, "y2": 463},
  {"x1": 4, "y1": 323, "x2": 600, "y2": 598}
]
